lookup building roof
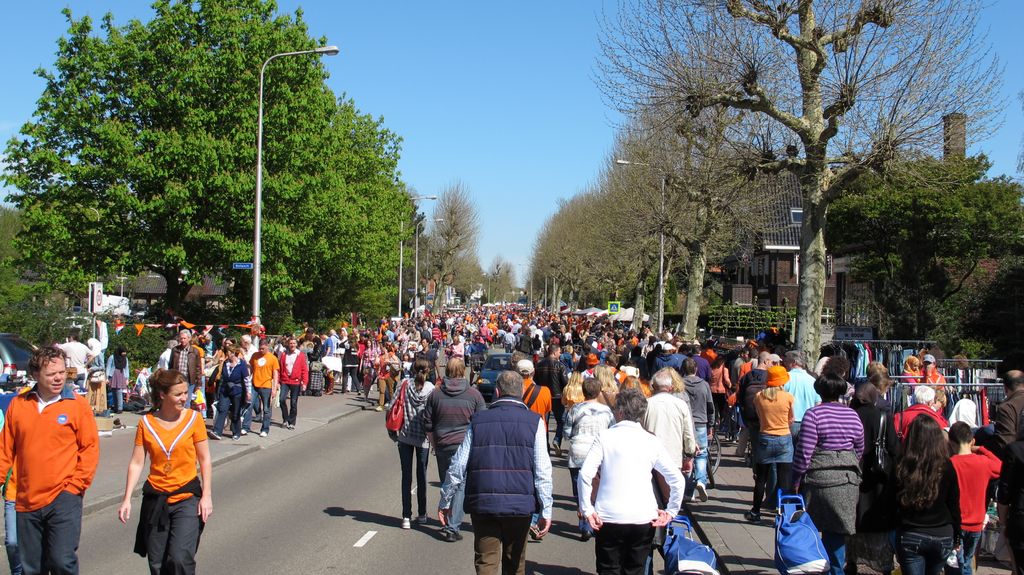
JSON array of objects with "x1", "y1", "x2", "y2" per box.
[
  {"x1": 760, "y1": 172, "x2": 803, "y2": 251},
  {"x1": 132, "y1": 273, "x2": 228, "y2": 298}
]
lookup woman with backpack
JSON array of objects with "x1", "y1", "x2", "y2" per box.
[
  {"x1": 894, "y1": 416, "x2": 961, "y2": 575},
  {"x1": 390, "y1": 357, "x2": 435, "y2": 529},
  {"x1": 793, "y1": 372, "x2": 864, "y2": 575}
]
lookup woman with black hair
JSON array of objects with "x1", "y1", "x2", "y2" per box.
[
  {"x1": 793, "y1": 372, "x2": 865, "y2": 575},
  {"x1": 106, "y1": 346, "x2": 130, "y2": 413},
  {"x1": 895, "y1": 416, "x2": 960, "y2": 575}
]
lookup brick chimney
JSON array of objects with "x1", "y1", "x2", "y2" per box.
[{"x1": 943, "y1": 113, "x2": 967, "y2": 160}]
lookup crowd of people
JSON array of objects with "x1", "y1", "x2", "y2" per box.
[{"x1": 1, "y1": 304, "x2": 1023, "y2": 575}]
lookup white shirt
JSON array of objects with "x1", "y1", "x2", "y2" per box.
[
  {"x1": 642, "y1": 392, "x2": 698, "y2": 468},
  {"x1": 578, "y1": 420, "x2": 685, "y2": 524},
  {"x1": 36, "y1": 392, "x2": 64, "y2": 413},
  {"x1": 60, "y1": 341, "x2": 92, "y2": 371},
  {"x1": 157, "y1": 349, "x2": 172, "y2": 371},
  {"x1": 284, "y1": 350, "x2": 299, "y2": 373}
]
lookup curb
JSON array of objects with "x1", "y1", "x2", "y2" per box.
[
  {"x1": 82, "y1": 402, "x2": 366, "y2": 517},
  {"x1": 681, "y1": 501, "x2": 732, "y2": 575}
]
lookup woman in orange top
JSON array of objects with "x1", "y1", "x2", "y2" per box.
[
  {"x1": 748, "y1": 366, "x2": 795, "y2": 522},
  {"x1": 119, "y1": 369, "x2": 212, "y2": 575},
  {"x1": 901, "y1": 355, "x2": 923, "y2": 384}
]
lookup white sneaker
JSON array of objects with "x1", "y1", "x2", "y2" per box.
[
  {"x1": 401, "y1": 517, "x2": 411, "y2": 529},
  {"x1": 695, "y1": 481, "x2": 708, "y2": 502},
  {"x1": 259, "y1": 431, "x2": 268, "y2": 438}
]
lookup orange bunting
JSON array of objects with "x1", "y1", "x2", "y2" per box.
[
  {"x1": 179, "y1": 321, "x2": 196, "y2": 329},
  {"x1": 134, "y1": 324, "x2": 145, "y2": 336}
]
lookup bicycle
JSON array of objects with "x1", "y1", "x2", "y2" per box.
[{"x1": 706, "y1": 424, "x2": 722, "y2": 489}]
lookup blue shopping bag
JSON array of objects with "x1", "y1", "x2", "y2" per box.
[
  {"x1": 663, "y1": 515, "x2": 719, "y2": 575},
  {"x1": 774, "y1": 491, "x2": 829, "y2": 574}
]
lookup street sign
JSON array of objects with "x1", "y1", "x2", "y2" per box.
[
  {"x1": 88, "y1": 282, "x2": 103, "y2": 314},
  {"x1": 608, "y1": 301, "x2": 621, "y2": 314},
  {"x1": 232, "y1": 262, "x2": 254, "y2": 270}
]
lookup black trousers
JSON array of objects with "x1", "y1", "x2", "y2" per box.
[
  {"x1": 145, "y1": 496, "x2": 201, "y2": 575},
  {"x1": 595, "y1": 522, "x2": 654, "y2": 575},
  {"x1": 397, "y1": 442, "x2": 429, "y2": 518},
  {"x1": 17, "y1": 490, "x2": 83, "y2": 575},
  {"x1": 279, "y1": 383, "x2": 301, "y2": 425}
]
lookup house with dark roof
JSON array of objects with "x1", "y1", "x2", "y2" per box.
[
  {"x1": 720, "y1": 173, "x2": 839, "y2": 310},
  {"x1": 131, "y1": 273, "x2": 229, "y2": 304}
]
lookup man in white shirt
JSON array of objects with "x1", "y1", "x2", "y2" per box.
[
  {"x1": 59, "y1": 330, "x2": 94, "y2": 392},
  {"x1": 642, "y1": 367, "x2": 698, "y2": 503},
  {"x1": 578, "y1": 388, "x2": 684, "y2": 574}
]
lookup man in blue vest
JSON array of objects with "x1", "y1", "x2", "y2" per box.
[{"x1": 438, "y1": 370, "x2": 553, "y2": 575}]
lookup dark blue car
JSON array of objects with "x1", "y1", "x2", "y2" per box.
[{"x1": 474, "y1": 352, "x2": 513, "y2": 404}]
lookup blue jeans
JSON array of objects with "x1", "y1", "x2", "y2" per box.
[
  {"x1": 693, "y1": 425, "x2": 709, "y2": 486},
  {"x1": 959, "y1": 530, "x2": 982, "y2": 575},
  {"x1": 436, "y1": 447, "x2": 465, "y2": 533},
  {"x1": 17, "y1": 490, "x2": 82, "y2": 575},
  {"x1": 6, "y1": 499, "x2": 21, "y2": 575},
  {"x1": 213, "y1": 391, "x2": 243, "y2": 437},
  {"x1": 821, "y1": 531, "x2": 846, "y2": 575},
  {"x1": 896, "y1": 530, "x2": 954, "y2": 575},
  {"x1": 245, "y1": 388, "x2": 272, "y2": 434}
]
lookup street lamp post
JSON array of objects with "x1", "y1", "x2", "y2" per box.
[
  {"x1": 253, "y1": 45, "x2": 339, "y2": 325},
  {"x1": 414, "y1": 217, "x2": 444, "y2": 310},
  {"x1": 615, "y1": 159, "x2": 667, "y2": 334},
  {"x1": 398, "y1": 196, "x2": 437, "y2": 316}
]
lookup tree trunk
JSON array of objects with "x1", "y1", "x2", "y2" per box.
[
  {"x1": 795, "y1": 191, "x2": 828, "y2": 356},
  {"x1": 632, "y1": 267, "x2": 649, "y2": 332},
  {"x1": 681, "y1": 245, "x2": 707, "y2": 340},
  {"x1": 160, "y1": 268, "x2": 186, "y2": 316}
]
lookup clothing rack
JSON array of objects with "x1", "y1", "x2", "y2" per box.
[
  {"x1": 889, "y1": 380, "x2": 1005, "y2": 427},
  {"x1": 825, "y1": 339, "x2": 937, "y2": 345}
]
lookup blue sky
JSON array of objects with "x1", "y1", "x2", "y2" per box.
[{"x1": 2, "y1": 1, "x2": 1021, "y2": 286}]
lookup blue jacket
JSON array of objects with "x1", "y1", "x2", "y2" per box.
[
  {"x1": 464, "y1": 398, "x2": 541, "y2": 516},
  {"x1": 219, "y1": 360, "x2": 249, "y2": 397}
]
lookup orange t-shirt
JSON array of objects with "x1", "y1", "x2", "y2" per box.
[
  {"x1": 135, "y1": 411, "x2": 208, "y2": 504},
  {"x1": 250, "y1": 352, "x2": 280, "y2": 389},
  {"x1": 523, "y1": 379, "x2": 553, "y2": 430},
  {"x1": 754, "y1": 389, "x2": 795, "y2": 436},
  {"x1": 739, "y1": 360, "x2": 754, "y2": 379}
]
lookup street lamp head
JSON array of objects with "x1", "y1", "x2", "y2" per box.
[
  {"x1": 410, "y1": 195, "x2": 438, "y2": 201},
  {"x1": 315, "y1": 45, "x2": 340, "y2": 56},
  {"x1": 615, "y1": 159, "x2": 650, "y2": 167}
]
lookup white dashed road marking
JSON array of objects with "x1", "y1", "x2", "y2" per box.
[{"x1": 353, "y1": 530, "x2": 377, "y2": 548}]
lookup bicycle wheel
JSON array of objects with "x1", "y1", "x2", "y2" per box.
[{"x1": 709, "y1": 430, "x2": 721, "y2": 475}]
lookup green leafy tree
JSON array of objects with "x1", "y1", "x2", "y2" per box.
[
  {"x1": 828, "y1": 157, "x2": 1024, "y2": 339},
  {"x1": 3, "y1": 1, "x2": 407, "y2": 329}
]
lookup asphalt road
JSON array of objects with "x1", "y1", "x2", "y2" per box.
[{"x1": 75, "y1": 406, "x2": 599, "y2": 575}]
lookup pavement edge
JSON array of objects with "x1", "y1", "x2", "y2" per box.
[{"x1": 681, "y1": 501, "x2": 732, "y2": 575}]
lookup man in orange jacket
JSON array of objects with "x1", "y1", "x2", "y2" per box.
[{"x1": 0, "y1": 346, "x2": 99, "y2": 575}]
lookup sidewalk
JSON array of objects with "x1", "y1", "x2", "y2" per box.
[
  {"x1": 81, "y1": 390, "x2": 368, "y2": 516},
  {"x1": 687, "y1": 448, "x2": 1010, "y2": 574}
]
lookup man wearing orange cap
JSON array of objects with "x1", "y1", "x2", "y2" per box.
[{"x1": 583, "y1": 354, "x2": 600, "y2": 377}]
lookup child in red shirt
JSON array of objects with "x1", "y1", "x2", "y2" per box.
[{"x1": 949, "y1": 422, "x2": 1002, "y2": 575}]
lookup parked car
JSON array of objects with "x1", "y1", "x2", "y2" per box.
[
  {"x1": 0, "y1": 333, "x2": 36, "y2": 391},
  {"x1": 474, "y1": 352, "x2": 513, "y2": 404}
]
